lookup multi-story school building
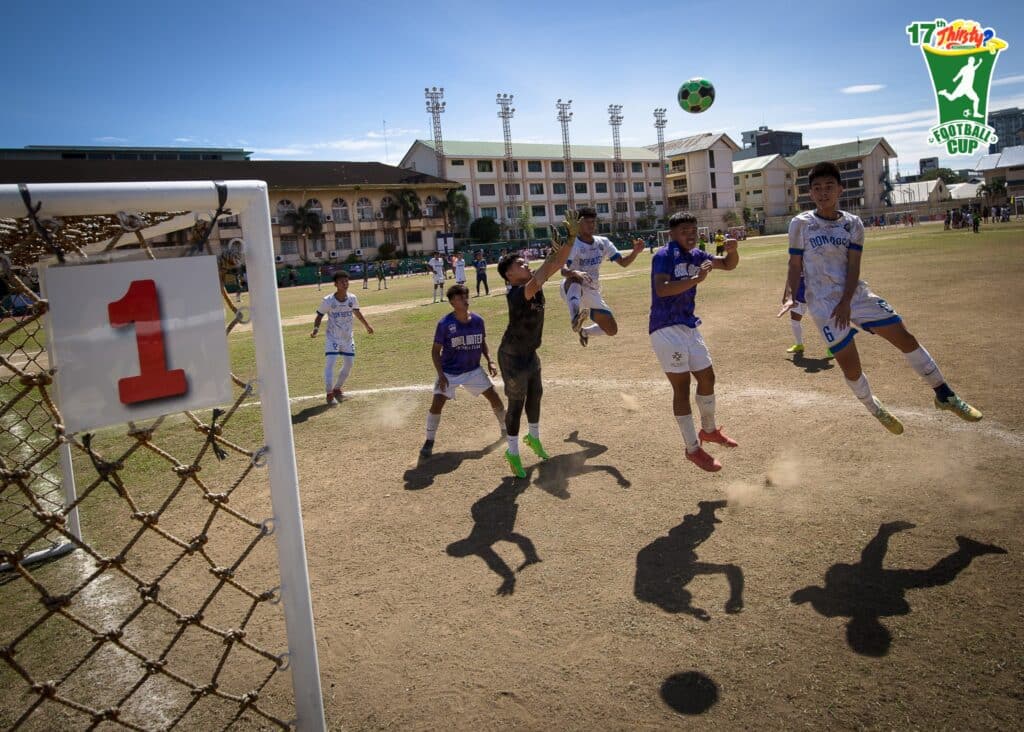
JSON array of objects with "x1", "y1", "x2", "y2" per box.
[
  {"x1": 731, "y1": 153, "x2": 798, "y2": 219},
  {"x1": 787, "y1": 137, "x2": 897, "y2": 213}
]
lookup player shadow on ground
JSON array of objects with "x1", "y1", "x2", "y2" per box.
[
  {"x1": 791, "y1": 521, "x2": 1007, "y2": 656},
  {"x1": 403, "y1": 438, "x2": 504, "y2": 491},
  {"x1": 790, "y1": 352, "x2": 834, "y2": 374},
  {"x1": 531, "y1": 430, "x2": 631, "y2": 500},
  {"x1": 634, "y1": 500, "x2": 744, "y2": 621},
  {"x1": 291, "y1": 402, "x2": 333, "y2": 424},
  {"x1": 446, "y1": 477, "x2": 541, "y2": 596}
]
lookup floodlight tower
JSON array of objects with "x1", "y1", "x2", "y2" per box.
[
  {"x1": 424, "y1": 87, "x2": 447, "y2": 179},
  {"x1": 608, "y1": 104, "x2": 624, "y2": 231},
  {"x1": 654, "y1": 108, "x2": 668, "y2": 227},
  {"x1": 497, "y1": 93, "x2": 517, "y2": 238},
  {"x1": 556, "y1": 99, "x2": 575, "y2": 210}
]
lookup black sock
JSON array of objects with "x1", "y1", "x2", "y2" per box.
[{"x1": 934, "y1": 383, "x2": 954, "y2": 401}]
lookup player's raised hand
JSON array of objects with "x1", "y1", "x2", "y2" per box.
[
  {"x1": 563, "y1": 210, "x2": 581, "y2": 241},
  {"x1": 549, "y1": 226, "x2": 565, "y2": 253},
  {"x1": 723, "y1": 238, "x2": 738, "y2": 253},
  {"x1": 696, "y1": 259, "x2": 713, "y2": 281},
  {"x1": 631, "y1": 237, "x2": 645, "y2": 254}
]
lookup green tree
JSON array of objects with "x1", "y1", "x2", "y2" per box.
[
  {"x1": 438, "y1": 186, "x2": 471, "y2": 236},
  {"x1": 920, "y1": 167, "x2": 961, "y2": 184},
  {"x1": 742, "y1": 207, "x2": 753, "y2": 225},
  {"x1": 723, "y1": 209, "x2": 741, "y2": 227},
  {"x1": 469, "y1": 216, "x2": 501, "y2": 243},
  {"x1": 978, "y1": 178, "x2": 1007, "y2": 202},
  {"x1": 517, "y1": 204, "x2": 535, "y2": 240},
  {"x1": 383, "y1": 188, "x2": 422, "y2": 257},
  {"x1": 281, "y1": 204, "x2": 323, "y2": 261}
]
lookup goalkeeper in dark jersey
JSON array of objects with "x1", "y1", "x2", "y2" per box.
[{"x1": 494, "y1": 212, "x2": 578, "y2": 478}]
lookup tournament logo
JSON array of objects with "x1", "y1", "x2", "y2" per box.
[{"x1": 907, "y1": 18, "x2": 1009, "y2": 155}]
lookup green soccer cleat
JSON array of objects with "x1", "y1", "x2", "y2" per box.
[
  {"x1": 523, "y1": 434, "x2": 550, "y2": 460},
  {"x1": 872, "y1": 398, "x2": 904, "y2": 435},
  {"x1": 504, "y1": 450, "x2": 526, "y2": 478},
  {"x1": 935, "y1": 395, "x2": 983, "y2": 422},
  {"x1": 826, "y1": 348, "x2": 834, "y2": 358},
  {"x1": 786, "y1": 343, "x2": 804, "y2": 354}
]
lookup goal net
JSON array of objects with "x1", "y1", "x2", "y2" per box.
[{"x1": 0, "y1": 181, "x2": 324, "y2": 730}]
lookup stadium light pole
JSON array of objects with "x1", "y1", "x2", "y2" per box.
[
  {"x1": 608, "y1": 104, "x2": 623, "y2": 233},
  {"x1": 556, "y1": 99, "x2": 575, "y2": 211},
  {"x1": 425, "y1": 87, "x2": 447, "y2": 179},
  {"x1": 497, "y1": 93, "x2": 517, "y2": 239},
  {"x1": 654, "y1": 108, "x2": 668, "y2": 227}
]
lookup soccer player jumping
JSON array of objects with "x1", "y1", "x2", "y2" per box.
[{"x1": 781, "y1": 161, "x2": 982, "y2": 433}]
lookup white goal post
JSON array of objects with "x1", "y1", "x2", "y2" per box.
[{"x1": 0, "y1": 180, "x2": 325, "y2": 731}]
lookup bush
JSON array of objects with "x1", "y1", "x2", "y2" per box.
[{"x1": 469, "y1": 216, "x2": 501, "y2": 243}]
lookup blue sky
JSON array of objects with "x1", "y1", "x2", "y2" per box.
[{"x1": 1, "y1": 1, "x2": 1021, "y2": 174}]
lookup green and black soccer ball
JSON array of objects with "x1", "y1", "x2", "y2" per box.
[{"x1": 677, "y1": 78, "x2": 715, "y2": 114}]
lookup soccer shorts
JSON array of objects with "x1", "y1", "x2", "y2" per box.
[
  {"x1": 325, "y1": 337, "x2": 355, "y2": 356},
  {"x1": 808, "y1": 282, "x2": 902, "y2": 354},
  {"x1": 650, "y1": 324, "x2": 712, "y2": 373},
  {"x1": 558, "y1": 279, "x2": 613, "y2": 316},
  {"x1": 497, "y1": 349, "x2": 541, "y2": 401},
  {"x1": 433, "y1": 273, "x2": 445, "y2": 286},
  {"x1": 434, "y1": 367, "x2": 493, "y2": 400}
]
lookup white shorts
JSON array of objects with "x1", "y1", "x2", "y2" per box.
[
  {"x1": 650, "y1": 325, "x2": 712, "y2": 373},
  {"x1": 434, "y1": 367, "x2": 494, "y2": 400},
  {"x1": 791, "y1": 300, "x2": 807, "y2": 316},
  {"x1": 559, "y1": 279, "x2": 612, "y2": 315},
  {"x1": 808, "y1": 282, "x2": 901, "y2": 353},
  {"x1": 433, "y1": 274, "x2": 445, "y2": 286},
  {"x1": 325, "y1": 338, "x2": 355, "y2": 356}
]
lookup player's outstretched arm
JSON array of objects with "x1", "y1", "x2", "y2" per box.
[
  {"x1": 310, "y1": 312, "x2": 325, "y2": 337},
  {"x1": 712, "y1": 239, "x2": 739, "y2": 270},
  {"x1": 615, "y1": 238, "x2": 645, "y2": 267},
  {"x1": 778, "y1": 255, "x2": 803, "y2": 317},
  {"x1": 526, "y1": 212, "x2": 578, "y2": 300},
  {"x1": 354, "y1": 309, "x2": 374, "y2": 334}
]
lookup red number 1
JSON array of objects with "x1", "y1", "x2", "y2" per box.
[{"x1": 108, "y1": 279, "x2": 188, "y2": 405}]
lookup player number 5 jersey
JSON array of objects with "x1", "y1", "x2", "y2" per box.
[
  {"x1": 317, "y1": 293, "x2": 359, "y2": 343},
  {"x1": 566, "y1": 236, "x2": 621, "y2": 285},
  {"x1": 788, "y1": 210, "x2": 865, "y2": 300}
]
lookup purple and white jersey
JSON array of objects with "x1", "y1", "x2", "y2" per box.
[
  {"x1": 566, "y1": 235, "x2": 621, "y2": 285},
  {"x1": 649, "y1": 241, "x2": 713, "y2": 333},
  {"x1": 788, "y1": 210, "x2": 865, "y2": 303},
  {"x1": 434, "y1": 312, "x2": 486, "y2": 376}
]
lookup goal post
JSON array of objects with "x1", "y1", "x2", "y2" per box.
[{"x1": 0, "y1": 180, "x2": 325, "y2": 731}]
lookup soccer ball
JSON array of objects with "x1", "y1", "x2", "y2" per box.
[{"x1": 678, "y1": 78, "x2": 715, "y2": 114}]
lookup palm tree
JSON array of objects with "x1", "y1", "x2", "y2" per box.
[
  {"x1": 438, "y1": 187, "x2": 471, "y2": 237},
  {"x1": 281, "y1": 205, "x2": 323, "y2": 261},
  {"x1": 383, "y1": 188, "x2": 422, "y2": 257}
]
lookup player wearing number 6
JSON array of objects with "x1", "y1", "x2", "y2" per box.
[
  {"x1": 781, "y1": 161, "x2": 981, "y2": 433},
  {"x1": 310, "y1": 270, "x2": 374, "y2": 406}
]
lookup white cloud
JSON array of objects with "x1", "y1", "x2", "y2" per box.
[
  {"x1": 94, "y1": 136, "x2": 128, "y2": 143},
  {"x1": 862, "y1": 119, "x2": 935, "y2": 135},
  {"x1": 992, "y1": 75, "x2": 1024, "y2": 87},
  {"x1": 309, "y1": 139, "x2": 385, "y2": 152},
  {"x1": 174, "y1": 136, "x2": 196, "y2": 143},
  {"x1": 252, "y1": 147, "x2": 312, "y2": 156},
  {"x1": 785, "y1": 109, "x2": 935, "y2": 131},
  {"x1": 365, "y1": 127, "x2": 419, "y2": 139},
  {"x1": 841, "y1": 84, "x2": 886, "y2": 94}
]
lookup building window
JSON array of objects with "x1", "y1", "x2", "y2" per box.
[
  {"x1": 551, "y1": 161, "x2": 565, "y2": 172},
  {"x1": 305, "y1": 198, "x2": 323, "y2": 219},
  {"x1": 476, "y1": 160, "x2": 493, "y2": 173},
  {"x1": 554, "y1": 204, "x2": 568, "y2": 216},
  {"x1": 331, "y1": 197, "x2": 350, "y2": 223},
  {"x1": 279, "y1": 237, "x2": 298, "y2": 255},
  {"x1": 357, "y1": 197, "x2": 373, "y2": 222},
  {"x1": 531, "y1": 205, "x2": 547, "y2": 217},
  {"x1": 613, "y1": 161, "x2": 625, "y2": 174},
  {"x1": 382, "y1": 228, "x2": 395, "y2": 245},
  {"x1": 615, "y1": 201, "x2": 628, "y2": 213},
  {"x1": 709, "y1": 150, "x2": 716, "y2": 168},
  {"x1": 502, "y1": 160, "x2": 520, "y2": 173},
  {"x1": 479, "y1": 183, "x2": 496, "y2": 196},
  {"x1": 529, "y1": 183, "x2": 545, "y2": 195},
  {"x1": 505, "y1": 183, "x2": 521, "y2": 196},
  {"x1": 653, "y1": 182, "x2": 661, "y2": 187},
  {"x1": 423, "y1": 195, "x2": 441, "y2": 218},
  {"x1": 712, "y1": 192, "x2": 718, "y2": 209},
  {"x1": 360, "y1": 231, "x2": 376, "y2": 248},
  {"x1": 311, "y1": 237, "x2": 326, "y2": 252},
  {"x1": 594, "y1": 162, "x2": 606, "y2": 173},
  {"x1": 633, "y1": 182, "x2": 644, "y2": 193},
  {"x1": 506, "y1": 206, "x2": 518, "y2": 219},
  {"x1": 595, "y1": 182, "x2": 608, "y2": 194},
  {"x1": 670, "y1": 159, "x2": 686, "y2": 173},
  {"x1": 335, "y1": 233, "x2": 352, "y2": 250},
  {"x1": 596, "y1": 203, "x2": 609, "y2": 214},
  {"x1": 450, "y1": 159, "x2": 465, "y2": 166},
  {"x1": 752, "y1": 171, "x2": 762, "y2": 178},
  {"x1": 553, "y1": 183, "x2": 567, "y2": 195},
  {"x1": 574, "y1": 182, "x2": 588, "y2": 194},
  {"x1": 710, "y1": 173, "x2": 717, "y2": 189},
  {"x1": 480, "y1": 207, "x2": 497, "y2": 218},
  {"x1": 752, "y1": 189, "x2": 762, "y2": 195},
  {"x1": 598, "y1": 222, "x2": 611, "y2": 233},
  {"x1": 650, "y1": 162, "x2": 659, "y2": 168},
  {"x1": 631, "y1": 162, "x2": 643, "y2": 173},
  {"x1": 733, "y1": 176, "x2": 740, "y2": 186},
  {"x1": 614, "y1": 182, "x2": 627, "y2": 194},
  {"x1": 534, "y1": 226, "x2": 548, "y2": 237},
  {"x1": 527, "y1": 160, "x2": 542, "y2": 173},
  {"x1": 635, "y1": 201, "x2": 647, "y2": 211},
  {"x1": 276, "y1": 199, "x2": 295, "y2": 217},
  {"x1": 379, "y1": 196, "x2": 395, "y2": 219},
  {"x1": 407, "y1": 231, "x2": 423, "y2": 244},
  {"x1": 735, "y1": 192, "x2": 741, "y2": 202},
  {"x1": 573, "y1": 161, "x2": 586, "y2": 173}
]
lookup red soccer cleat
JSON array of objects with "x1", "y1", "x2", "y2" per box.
[
  {"x1": 699, "y1": 427, "x2": 738, "y2": 448},
  {"x1": 686, "y1": 447, "x2": 722, "y2": 472}
]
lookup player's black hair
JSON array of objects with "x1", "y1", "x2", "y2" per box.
[
  {"x1": 576, "y1": 206, "x2": 598, "y2": 219},
  {"x1": 497, "y1": 253, "x2": 520, "y2": 282},
  {"x1": 808, "y1": 162, "x2": 843, "y2": 187},
  {"x1": 333, "y1": 270, "x2": 350, "y2": 283},
  {"x1": 668, "y1": 212, "x2": 698, "y2": 228},
  {"x1": 446, "y1": 284, "x2": 470, "y2": 301}
]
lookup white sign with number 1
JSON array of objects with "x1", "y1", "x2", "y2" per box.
[{"x1": 43, "y1": 256, "x2": 233, "y2": 434}]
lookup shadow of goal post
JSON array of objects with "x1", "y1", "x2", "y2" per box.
[{"x1": 0, "y1": 181, "x2": 326, "y2": 731}]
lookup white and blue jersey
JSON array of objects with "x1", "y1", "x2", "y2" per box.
[
  {"x1": 649, "y1": 241, "x2": 713, "y2": 333},
  {"x1": 566, "y1": 235, "x2": 621, "y2": 285},
  {"x1": 317, "y1": 292, "x2": 359, "y2": 355}
]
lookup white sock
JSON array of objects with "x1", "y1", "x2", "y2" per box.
[
  {"x1": 903, "y1": 346, "x2": 945, "y2": 388},
  {"x1": 507, "y1": 435, "x2": 519, "y2": 455},
  {"x1": 790, "y1": 319, "x2": 803, "y2": 345},
  {"x1": 334, "y1": 355, "x2": 354, "y2": 390},
  {"x1": 845, "y1": 374, "x2": 880, "y2": 415},
  {"x1": 493, "y1": 407, "x2": 507, "y2": 435},
  {"x1": 582, "y1": 323, "x2": 606, "y2": 338},
  {"x1": 676, "y1": 414, "x2": 699, "y2": 453},
  {"x1": 528, "y1": 423, "x2": 540, "y2": 439},
  {"x1": 694, "y1": 393, "x2": 717, "y2": 433},
  {"x1": 425, "y1": 413, "x2": 441, "y2": 441}
]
